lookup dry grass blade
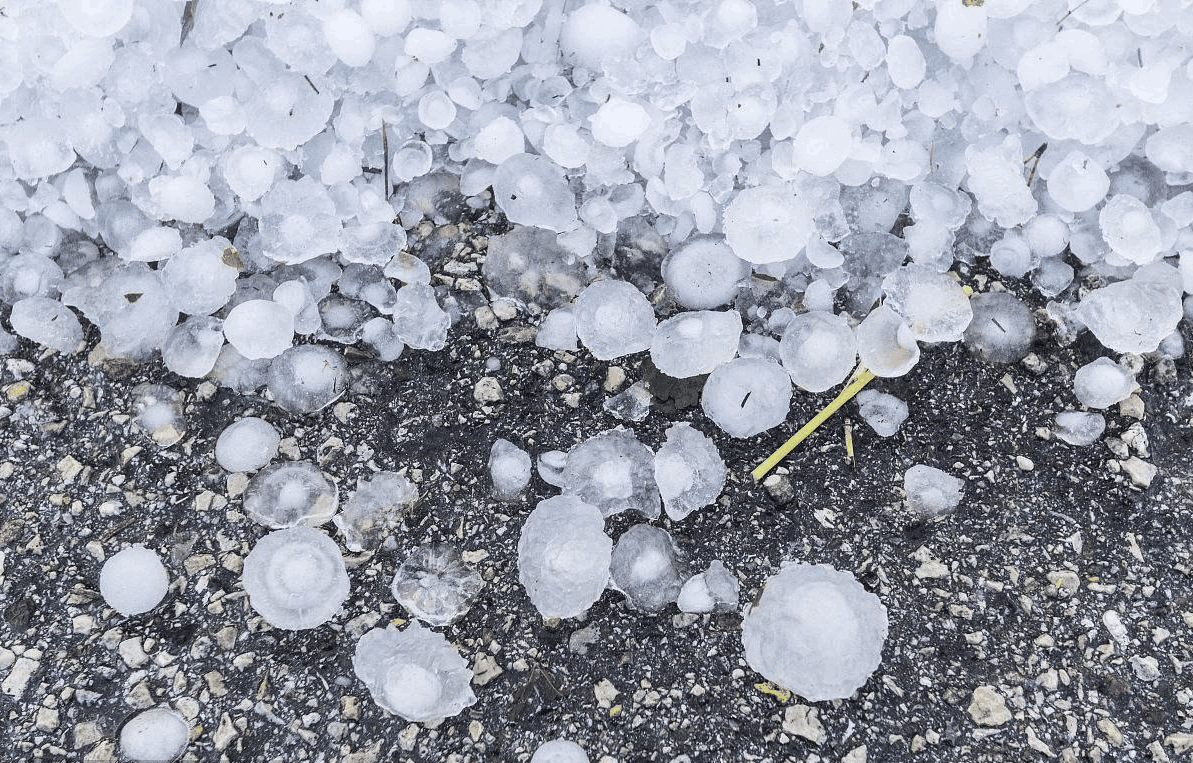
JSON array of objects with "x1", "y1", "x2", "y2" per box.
[{"x1": 180, "y1": 0, "x2": 199, "y2": 45}]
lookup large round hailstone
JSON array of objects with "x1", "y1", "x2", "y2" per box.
[
  {"x1": 701, "y1": 358, "x2": 792, "y2": 438},
  {"x1": 222, "y1": 145, "x2": 281, "y2": 202},
  {"x1": 742, "y1": 563, "x2": 888, "y2": 702},
  {"x1": 1025, "y1": 74, "x2": 1118, "y2": 145},
  {"x1": 1073, "y1": 357, "x2": 1135, "y2": 409},
  {"x1": 100, "y1": 546, "x2": 169, "y2": 616},
  {"x1": 1047, "y1": 150, "x2": 1110, "y2": 213},
  {"x1": 215, "y1": 417, "x2": 280, "y2": 473},
  {"x1": 323, "y1": 10, "x2": 376, "y2": 67},
  {"x1": 353, "y1": 622, "x2": 476, "y2": 722},
  {"x1": 473, "y1": 115, "x2": 525, "y2": 165},
  {"x1": 779, "y1": 311, "x2": 857, "y2": 393},
  {"x1": 492, "y1": 153, "x2": 578, "y2": 233},
  {"x1": 243, "y1": 527, "x2": 349, "y2": 630},
  {"x1": 856, "y1": 305, "x2": 920, "y2": 377},
  {"x1": 723, "y1": 185, "x2": 814, "y2": 264},
  {"x1": 881, "y1": 265, "x2": 973, "y2": 343},
  {"x1": 266, "y1": 344, "x2": 349, "y2": 414},
  {"x1": 560, "y1": 4, "x2": 641, "y2": 70},
  {"x1": 590, "y1": 97, "x2": 651, "y2": 148},
  {"x1": 792, "y1": 116, "x2": 852, "y2": 177},
  {"x1": 573, "y1": 280, "x2": 657, "y2": 361},
  {"x1": 119, "y1": 707, "x2": 189, "y2": 763},
  {"x1": 661, "y1": 236, "x2": 750, "y2": 309},
  {"x1": 650, "y1": 310, "x2": 742, "y2": 379},
  {"x1": 223, "y1": 300, "x2": 295, "y2": 360},
  {"x1": 963, "y1": 292, "x2": 1036, "y2": 363},
  {"x1": 532, "y1": 739, "x2": 590, "y2": 763},
  {"x1": 517, "y1": 495, "x2": 613, "y2": 619},
  {"x1": 1099, "y1": 194, "x2": 1163, "y2": 266},
  {"x1": 161, "y1": 239, "x2": 239, "y2": 316},
  {"x1": 243, "y1": 461, "x2": 339, "y2": 529}
]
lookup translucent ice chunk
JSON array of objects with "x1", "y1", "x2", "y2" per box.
[
  {"x1": 258, "y1": 176, "x2": 342, "y2": 264},
  {"x1": 243, "y1": 527, "x2": 349, "y2": 630},
  {"x1": 1099, "y1": 194, "x2": 1163, "y2": 266},
  {"x1": 131, "y1": 384, "x2": 187, "y2": 447},
  {"x1": 536, "y1": 450, "x2": 569, "y2": 488},
  {"x1": 4, "y1": 118, "x2": 76, "y2": 181},
  {"x1": 536, "y1": 306, "x2": 579, "y2": 351},
  {"x1": 361, "y1": 0, "x2": 412, "y2": 36},
  {"x1": 963, "y1": 292, "x2": 1036, "y2": 363},
  {"x1": 650, "y1": 310, "x2": 742, "y2": 379},
  {"x1": 676, "y1": 560, "x2": 739, "y2": 614},
  {"x1": 518, "y1": 495, "x2": 613, "y2": 619},
  {"x1": 9, "y1": 297, "x2": 83, "y2": 354},
  {"x1": 353, "y1": 622, "x2": 476, "y2": 722},
  {"x1": 661, "y1": 236, "x2": 750, "y2": 310},
  {"x1": 334, "y1": 471, "x2": 417, "y2": 553},
  {"x1": 323, "y1": 10, "x2": 376, "y2": 67},
  {"x1": 743, "y1": 563, "x2": 887, "y2": 702},
  {"x1": 222, "y1": 145, "x2": 282, "y2": 202},
  {"x1": 609, "y1": 524, "x2": 687, "y2": 613},
  {"x1": 267, "y1": 344, "x2": 349, "y2": 415},
  {"x1": 779, "y1": 311, "x2": 857, "y2": 393},
  {"x1": 964, "y1": 136, "x2": 1037, "y2": 228},
  {"x1": 119, "y1": 707, "x2": 189, "y2": 763},
  {"x1": 603, "y1": 382, "x2": 651, "y2": 422},
  {"x1": 162, "y1": 316, "x2": 224, "y2": 378},
  {"x1": 562, "y1": 427, "x2": 660, "y2": 519},
  {"x1": 1073, "y1": 357, "x2": 1135, "y2": 409},
  {"x1": 560, "y1": 4, "x2": 640, "y2": 69},
  {"x1": 591, "y1": 98, "x2": 651, "y2": 148},
  {"x1": 724, "y1": 185, "x2": 815, "y2": 264},
  {"x1": 532, "y1": 739, "x2": 590, "y2": 763},
  {"x1": 392, "y1": 284, "x2": 450, "y2": 350},
  {"x1": 61, "y1": 0, "x2": 135, "y2": 37},
  {"x1": 215, "y1": 417, "x2": 280, "y2": 473},
  {"x1": 702, "y1": 358, "x2": 792, "y2": 438},
  {"x1": 653, "y1": 423, "x2": 726, "y2": 522},
  {"x1": 492, "y1": 154, "x2": 578, "y2": 233},
  {"x1": 882, "y1": 265, "x2": 973, "y2": 343},
  {"x1": 125, "y1": 227, "x2": 183, "y2": 263},
  {"x1": 490, "y1": 439, "x2": 532, "y2": 500},
  {"x1": 1077, "y1": 266, "x2": 1184, "y2": 353},
  {"x1": 318, "y1": 295, "x2": 375, "y2": 344},
  {"x1": 391, "y1": 543, "x2": 484, "y2": 626},
  {"x1": 474, "y1": 116, "x2": 526, "y2": 165},
  {"x1": 100, "y1": 545, "x2": 169, "y2": 616},
  {"x1": 886, "y1": 35, "x2": 925, "y2": 89},
  {"x1": 574, "y1": 280, "x2": 656, "y2": 361},
  {"x1": 903, "y1": 464, "x2": 965, "y2": 518},
  {"x1": 243, "y1": 461, "x2": 338, "y2": 529},
  {"x1": 1026, "y1": 74, "x2": 1118, "y2": 145},
  {"x1": 856, "y1": 305, "x2": 919, "y2": 377},
  {"x1": 485, "y1": 226, "x2": 587, "y2": 308},
  {"x1": 1053, "y1": 411, "x2": 1106, "y2": 446},
  {"x1": 854, "y1": 389, "x2": 908, "y2": 437}
]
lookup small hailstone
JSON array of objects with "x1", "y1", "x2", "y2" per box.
[
  {"x1": 742, "y1": 563, "x2": 888, "y2": 702},
  {"x1": 1047, "y1": 150, "x2": 1110, "y2": 213},
  {"x1": 215, "y1": 417, "x2": 280, "y2": 473},
  {"x1": 243, "y1": 461, "x2": 338, "y2": 529},
  {"x1": 9, "y1": 296, "x2": 83, "y2": 354},
  {"x1": 222, "y1": 145, "x2": 281, "y2": 202},
  {"x1": 490, "y1": 439, "x2": 532, "y2": 500},
  {"x1": 964, "y1": 136, "x2": 1037, "y2": 228},
  {"x1": 223, "y1": 300, "x2": 295, "y2": 360},
  {"x1": 1053, "y1": 411, "x2": 1106, "y2": 446},
  {"x1": 100, "y1": 545, "x2": 169, "y2": 616},
  {"x1": 963, "y1": 292, "x2": 1036, "y2": 363},
  {"x1": 653, "y1": 423, "x2": 726, "y2": 522},
  {"x1": 536, "y1": 450, "x2": 569, "y2": 488},
  {"x1": 518, "y1": 495, "x2": 613, "y2": 619},
  {"x1": 361, "y1": 0, "x2": 412, "y2": 36},
  {"x1": 882, "y1": 265, "x2": 973, "y2": 343},
  {"x1": 473, "y1": 116, "x2": 525, "y2": 165},
  {"x1": 242, "y1": 527, "x2": 350, "y2": 630},
  {"x1": 609, "y1": 524, "x2": 687, "y2": 613},
  {"x1": 854, "y1": 389, "x2": 908, "y2": 437},
  {"x1": 417, "y1": 89, "x2": 457, "y2": 130},
  {"x1": 161, "y1": 239, "x2": 239, "y2": 316},
  {"x1": 886, "y1": 35, "x2": 925, "y2": 89},
  {"x1": 934, "y1": 0, "x2": 987, "y2": 65},
  {"x1": 353, "y1": 622, "x2": 476, "y2": 722},
  {"x1": 591, "y1": 97, "x2": 651, "y2": 148},
  {"x1": 903, "y1": 464, "x2": 965, "y2": 518},
  {"x1": 148, "y1": 176, "x2": 214, "y2": 225},
  {"x1": 676, "y1": 560, "x2": 739, "y2": 614},
  {"x1": 334, "y1": 471, "x2": 417, "y2": 553},
  {"x1": 391, "y1": 543, "x2": 484, "y2": 626},
  {"x1": 323, "y1": 10, "x2": 376, "y2": 67},
  {"x1": 536, "y1": 307, "x2": 579, "y2": 351},
  {"x1": 649, "y1": 310, "x2": 742, "y2": 379},
  {"x1": 573, "y1": 280, "x2": 656, "y2": 361},
  {"x1": 119, "y1": 707, "x2": 189, "y2": 763},
  {"x1": 562, "y1": 427, "x2": 661, "y2": 519},
  {"x1": 125, "y1": 227, "x2": 182, "y2": 263},
  {"x1": 131, "y1": 384, "x2": 187, "y2": 447},
  {"x1": 702, "y1": 358, "x2": 792, "y2": 438},
  {"x1": 266, "y1": 344, "x2": 349, "y2": 415},
  {"x1": 792, "y1": 115, "x2": 852, "y2": 177},
  {"x1": 391, "y1": 284, "x2": 450, "y2": 351},
  {"x1": 560, "y1": 4, "x2": 641, "y2": 69},
  {"x1": 1073, "y1": 357, "x2": 1135, "y2": 409},
  {"x1": 779, "y1": 311, "x2": 858, "y2": 393},
  {"x1": 531, "y1": 739, "x2": 590, "y2": 763},
  {"x1": 1100, "y1": 194, "x2": 1163, "y2": 266},
  {"x1": 723, "y1": 185, "x2": 815, "y2": 264},
  {"x1": 856, "y1": 305, "x2": 920, "y2": 378},
  {"x1": 661, "y1": 236, "x2": 750, "y2": 310}
]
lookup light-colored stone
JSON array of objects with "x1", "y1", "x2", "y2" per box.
[
  {"x1": 2, "y1": 656, "x2": 39, "y2": 698},
  {"x1": 473, "y1": 377, "x2": 503, "y2": 402},
  {"x1": 213, "y1": 713, "x2": 238, "y2": 751},
  {"x1": 782, "y1": 704, "x2": 826, "y2": 744},
  {"x1": 842, "y1": 744, "x2": 867, "y2": 763},
  {"x1": 1119, "y1": 457, "x2": 1157, "y2": 488},
  {"x1": 967, "y1": 685, "x2": 1011, "y2": 726}
]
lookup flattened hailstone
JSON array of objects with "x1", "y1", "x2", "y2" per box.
[
  {"x1": 244, "y1": 461, "x2": 338, "y2": 529},
  {"x1": 536, "y1": 306, "x2": 579, "y2": 351},
  {"x1": 490, "y1": 439, "x2": 532, "y2": 501},
  {"x1": 677, "y1": 560, "x2": 739, "y2": 614},
  {"x1": 609, "y1": 524, "x2": 687, "y2": 613},
  {"x1": 702, "y1": 358, "x2": 792, "y2": 438},
  {"x1": 9, "y1": 296, "x2": 83, "y2": 353},
  {"x1": 392, "y1": 283, "x2": 450, "y2": 350},
  {"x1": 334, "y1": 471, "x2": 417, "y2": 553},
  {"x1": 267, "y1": 344, "x2": 349, "y2": 414},
  {"x1": 223, "y1": 299, "x2": 294, "y2": 360},
  {"x1": 963, "y1": 292, "x2": 1036, "y2": 363},
  {"x1": 243, "y1": 527, "x2": 349, "y2": 630},
  {"x1": 131, "y1": 384, "x2": 186, "y2": 447},
  {"x1": 856, "y1": 305, "x2": 920, "y2": 378},
  {"x1": 662, "y1": 236, "x2": 750, "y2": 310},
  {"x1": 1073, "y1": 357, "x2": 1135, "y2": 409},
  {"x1": 518, "y1": 495, "x2": 613, "y2": 619},
  {"x1": 563, "y1": 427, "x2": 661, "y2": 519},
  {"x1": 1145, "y1": 124, "x2": 1193, "y2": 175},
  {"x1": 654, "y1": 423, "x2": 726, "y2": 522},
  {"x1": 964, "y1": 136, "x2": 1037, "y2": 228},
  {"x1": 119, "y1": 707, "x2": 189, "y2": 763},
  {"x1": 793, "y1": 116, "x2": 852, "y2": 177},
  {"x1": 1100, "y1": 194, "x2": 1163, "y2": 266},
  {"x1": 724, "y1": 185, "x2": 815, "y2": 264},
  {"x1": 215, "y1": 417, "x2": 280, "y2": 473},
  {"x1": 391, "y1": 543, "x2": 484, "y2": 626},
  {"x1": 854, "y1": 389, "x2": 908, "y2": 437},
  {"x1": 100, "y1": 545, "x2": 169, "y2": 616},
  {"x1": 162, "y1": 316, "x2": 224, "y2": 377},
  {"x1": 532, "y1": 739, "x2": 590, "y2": 763},
  {"x1": 1047, "y1": 150, "x2": 1110, "y2": 213},
  {"x1": 882, "y1": 265, "x2": 973, "y2": 343},
  {"x1": 353, "y1": 622, "x2": 476, "y2": 722},
  {"x1": 650, "y1": 310, "x2": 742, "y2": 379},
  {"x1": 148, "y1": 176, "x2": 215, "y2": 225},
  {"x1": 903, "y1": 464, "x2": 965, "y2": 518},
  {"x1": 1054, "y1": 411, "x2": 1105, "y2": 446},
  {"x1": 591, "y1": 97, "x2": 651, "y2": 148},
  {"x1": 1077, "y1": 264, "x2": 1184, "y2": 353},
  {"x1": 1026, "y1": 75, "x2": 1118, "y2": 145},
  {"x1": 779, "y1": 311, "x2": 857, "y2": 393},
  {"x1": 492, "y1": 154, "x2": 578, "y2": 233},
  {"x1": 573, "y1": 280, "x2": 656, "y2": 361},
  {"x1": 742, "y1": 563, "x2": 888, "y2": 702}
]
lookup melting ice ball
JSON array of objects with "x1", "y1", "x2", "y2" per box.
[
  {"x1": 653, "y1": 423, "x2": 726, "y2": 522},
  {"x1": 903, "y1": 465, "x2": 965, "y2": 518},
  {"x1": 267, "y1": 344, "x2": 349, "y2": 414},
  {"x1": 881, "y1": 265, "x2": 973, "y2": 343},
  {"x1": 531, "y1": 738, "x2": 590, "y2": 763},
  {"x1": 742, "y1": 563, "x2": 888, "y2": 702},
  {"x1": 243, "y1": 461, "x2": 338, "y2": 529},
  {"x1": 242, "y1": 527, "x2": 350, "y2": 630},
  {"x1": 661, "y1": 236, "x2": 750, "y2": 310},
  {"x1": 723, "y1": 185, "x2": 814, "y2": 264},
  {"x1": 779, "y1": 311, "x2": 857, "y2": 393},
  {"x1": 702, "y1": 358, "x2": 792, "y2": 438},
  {"x1": 562, "y1": 427, "x2": 661, "y2": 519},
  {"x1": 391, "y1": 543, "x2": 484, "y2": 627},
  {"x1": 100, "y1": 545, "x2": 169, "y2": 616},
  {"x1": 334, "y1": 471, "x2": 418, "y2": 553},
  {"x1": 609, "y1": 524, "x2": 688, "y2": 613},
  {"x1": 1073, "y1": 357, "x2": 1135, "y2": 409},
  {"x1": 490, "y1": 438, "x2": 532, "y2": 500},
  {"x1": 353, "y1": 622, "x2": 476, "y2": 722},
  {"x1": 215, "y1": 417, "x2": 280, "y2": 473},
  {"x1": 518, "y1": 495, "x2": 613, "y2": 619},
  {"x1": 119, "y1": 707, "x2": 189, "y2": 763}
]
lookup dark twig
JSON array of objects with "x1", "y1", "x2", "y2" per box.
[
  {"x1": 381, "y1": 121, "x2": 391, "y2": 201},
  {"x1": 180, "y1": 0, "x2": 199, "y2": 45}
]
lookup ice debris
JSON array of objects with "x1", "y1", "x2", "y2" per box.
[
  {"x1": 215, "y1": 417, "x2": 280, "y2": 473},
  {"x1": 903, "y1": 465, "x2": 965, "y2": 518},
  {"x1": 489, "y1": 439, "x2": 532, "y2": 501},
  {"x1": 391, "y1": 543, "x2": 484, "y2": 627},
  {"x1": 676, "y1": 560, "x2": 739, "y2": 614},
  {"x1": 266, "y1": 344, "x2": 349, "y2": 415},
  {"x1": 701, "y1": 358, "x2": 792, "y2": 438},
  {"x1": 653, "y1": 423, "x2": 726, "y2": 522},
  {"x1": 119, "y1": 707, "x2": 189, "y2": 763},
  {"x1": 854, "y1": 390, "x2": 909, "y2": 437},
  {"x1": 100, "y1": 545, "x2": 169, "y2": 617},
  {"x1": 1073, "y1": 358, "x2": 1135, "y2": 410},
  {"x1": 243, "y1": 461, "x2": 338, "y2": 529},
  {"x1": 562, "y1": 428, "x2": 661, "y2": 519},
  {"x1": 1054, "y1": 411, "x2": 1106, "y2": 446},
  {"x1": 353, "y1": 622, "x2": 476, "y2": 723},
  {"x1": 963, "y1": 292, "x2": 1036, "y2": 363},
  {"x1": 609, "y1": 525, "x2": 687, "y2": 613},
  {"x1": 856, "y1": 305, "x2": 919, "y2": 378},
  {"x1": 518, "y1": 496, "x2": 612, "y2": 619},
  {"x1": 242, "y1": 527, "x2": 350, "y2": 630},
  {"x1": 333, "y1": 471, "x2": 418, "y2": 553},
  {"x1": 1077, "y1": 265, "x2": 1184, "y2": 354}
]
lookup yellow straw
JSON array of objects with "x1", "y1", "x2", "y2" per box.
[{"x1": 751, "y1": 364, "x2": 876, "y2": 481}]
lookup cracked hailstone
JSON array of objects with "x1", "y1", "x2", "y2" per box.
[
  {"x1": 517, "y1": 495, "x2": 612, "y2": 619},
  {"x1": 119, "y1": 707, "x2": 189, "y2": 763},
  {"x1": 653, "y1": 423, "x2": 725, "y2": 522},
  {"x1": 561, "y1": 427, "x2": 661, "y2": 519},
  {"x1": 100, "y1": 545, "x2": 169, "y2": 616},
  {"x1": 243, "y1": 461, "x2": 338, "y2": 529},
  {"x1": 243, "y1": 526, "x2": 350, "y2": 630},
  {"x1": 334, "y1": 471, "x2": 418, "y2": 553},
  {"x1": 391, "y1": 543, "x2": 484, "y2": 627},
  {"x1": 742, "y1": 563, "x2": 888, "y2": 702},
  {"x1": 353, "y1": 622, "x2": 476, "y2": 723}
]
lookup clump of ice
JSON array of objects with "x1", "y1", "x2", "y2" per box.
[
  {"x1": 119, "y1": 707, "x2": 189, "y2": 763},
  {"x1": 215, "y1": 417, "x2": 280, "y2": 473},
  {"x1": 653, "y1": 423, "x2": 726, "y2": 522},
  {"x1": 702, "y1": 358, "x2": 792, "y2": 438},
  {"x1": 1073, "y1": 358, "x2": 1135, "y2": 409},
  {"x1": 531, "y1": 739, "x2": 590, "y2": 763},
  {"x1": 243, "y1": 461, "x2": 338, "y2": 529},
  {"x1": 854, "y1": 390, "x2": 909, "y2": 437},
  {"x1": 964, "y1": 136, "x2": 1037, "y2": 228},
  {"x1": 492, "y1": 154, "x2": 578, "y2": 233},
  {"x1": 267, "y1": 344, "x2": 349, "y2": 415},
  {"x1": 903, "y1": 465, "x2": 965, "y2": 518},
  {"x1": 490, "y1": 439, "x2": 532, "y2": 501},
  {"x1": 1077, "y1": 265, "x2": 1184, "y2": 354},
  {"x1": 742, "y1": 563, "x2": 888, "y2": 702},
  {"x1": 162, "y1": 317, "x2": 224, "y2": 378},
  {"x1": 963, "y1": 292, "x2": 1037, "y2": 363},
  {"x1": 856, "y1": 305, "x2": 920, "y2": 378},
  {"x1": 662, "y1": 237, "x2": 750, "y2": 310},
  {"x1": 1053, "y1": 411, "x2": 1107, "y2": 446},
  {"x1": 650, "y1": 310, "x2": 742, "y2": 379},
  {"x1": 1047, "y1": 150, "x2": 1110, "y2": 213},
  {"x1": 676, "y1": 560, "x2": 739, "y2": 615},
  {"x1": 562, "y1": 427, "x2": 661, "y2": 519},
  {"x1": 485, "y1": 227, "x2": 588, "y2": 309},
  {"x1": 353, "y1": 622, "x2": 476, "y2": 722},
  {"x1": 391, "y1": 543, "x2": 484, "y2": 627},
  {"x1": 779, "y1": 311, "x2": 857, "y2": 393},
  {"x1": 609, "y1": 524, "x2": 688, "y2": 613},
  {"x1": 518, "y1": 495, "x2": 613, "y2": 619},
  {"x1": 1099, "y1": 194, "x2": 1163, "y2": 266},
  {"x1": 242, "y1": 527, "x2": 350, "y2": 630},
  {"x1": 131, "y1": 384, "x2": 187, "y2": 447},
  {"x1": 603, "y1": 382, "x2": 652, "y2": 422},
  {"x1": 573, "y1": 280, "x2": 657, "y2": 361},
  {"x1": 334, "y1": 471, "x2": 418, "y2": 553},
  {"x1": 100, "y1": 545, "x2": 169, "y2": 616}
]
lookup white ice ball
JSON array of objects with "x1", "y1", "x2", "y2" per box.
[{"x1": 100, "y1": 546, "x2": 169, "y2": 616}]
